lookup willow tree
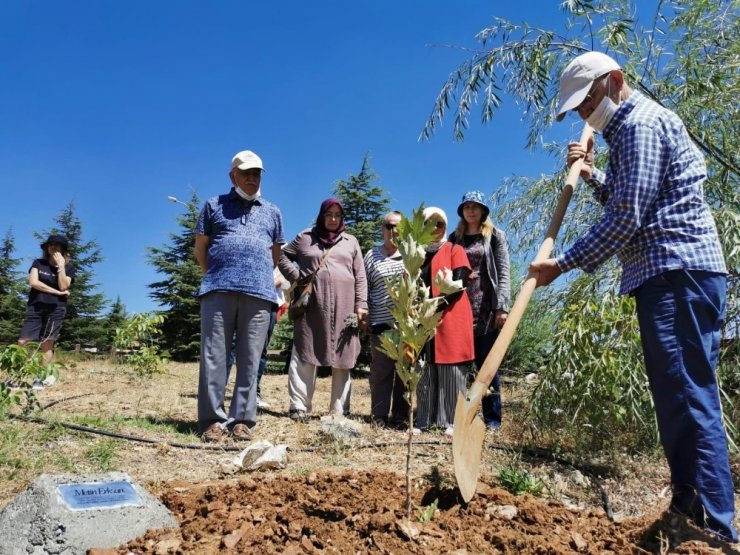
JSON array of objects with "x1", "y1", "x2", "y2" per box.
[{"x1": 422, "y1": 0, "x2": 739, "y2": 451}]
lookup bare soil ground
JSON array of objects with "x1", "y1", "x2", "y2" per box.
[{"x1": 2, "y1": 359, "x2": 738, "y2": 553}]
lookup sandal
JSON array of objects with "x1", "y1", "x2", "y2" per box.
[
  {"x1": 201, "y1": 423, "x2": 224, "y2": 443},
  {"x1": 231, "y1": 423, "x2": 252, "y2": 441}
]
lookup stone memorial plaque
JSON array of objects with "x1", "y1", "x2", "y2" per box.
[{"x1": 58, "y1": 480, "x2": 142, "y2": 511}]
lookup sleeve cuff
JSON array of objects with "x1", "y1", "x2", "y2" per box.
[
  {"x1": 589, "y1": 168, "x2": 605, "y2": 186},
  {"x1": 555, "y1": 251, "x2": 579, "y2": 273}
]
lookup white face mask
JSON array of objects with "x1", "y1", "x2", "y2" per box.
[
  {"x1": 586, "y1": 95, "x2": 619, "y2": 132},
  {"x1": 585, "y1": 77, "x2": 619, "y2": 132},
  {"x1": 234, "y1": 186, "x2": 261, "y2": 201}
]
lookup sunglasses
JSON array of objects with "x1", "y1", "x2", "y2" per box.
[
  {"x1": 236, "y1": 168, "x2": 262, "y2": 177},
  {"x1": 573, "y1": 73, "x2": 611, "y2": 113},
  {"x1": 427, "y1": 220, "x2": 445, "y2": 229},
  {"x1": 384, "y1": 223, "x2": 397, "y2": 231}
]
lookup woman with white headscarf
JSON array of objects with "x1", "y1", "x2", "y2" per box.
[{"x1": 414, "y1": 207, "x2": 474, "y2": 436}]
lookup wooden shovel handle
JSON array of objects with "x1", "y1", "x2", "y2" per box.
[{"x1": 473, "y1": 123, "x2": 593, "y2": 389}]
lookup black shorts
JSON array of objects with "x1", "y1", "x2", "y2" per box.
[{"x1": 19, "y1": 303, "x2": 67, "y2": 342}]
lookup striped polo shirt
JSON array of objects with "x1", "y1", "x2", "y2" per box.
[{"x1": 363, "y1": 245, "x2": 405, "y2": 326}]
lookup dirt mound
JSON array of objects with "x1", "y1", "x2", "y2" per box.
[{"x1": 117, "y1": 471, "x2": 733, "y2": 554}]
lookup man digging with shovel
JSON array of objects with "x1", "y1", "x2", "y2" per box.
[{"x1": 530, "y1": 51, "x2": 737, "y2": 544}]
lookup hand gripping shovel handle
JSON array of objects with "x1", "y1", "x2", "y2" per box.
[
  {"x1": 453, "y1": 123, "x2": 593, "y2": 503},
  {"x1": 473, "y1": 122, "x2": 592, "y2": 393}
]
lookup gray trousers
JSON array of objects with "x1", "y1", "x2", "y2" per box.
[
  {"x1": 415, "y1": 361, "x2": 469, "y2": 430},
  {"x1": 198, "y1": 292, "x2": 271, "y2": 433},
  {"x1": 369, "y1": 334, "x2": 409, "y2": 422}
]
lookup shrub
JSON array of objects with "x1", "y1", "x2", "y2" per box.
[
  {"x1": 114, "y1": 313, "x2": 167, "y2": 378},
  {"x1": 0, "y1": 344, "x2": 57, "y2": 414},
  {"x1": 528, "y1": 276, "x2": 655, "y2": 453}
]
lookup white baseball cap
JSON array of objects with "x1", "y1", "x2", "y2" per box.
[
  {"x1": 230, "y1": 150, "x2": 264, "y2": 171},
  {"x1": 555, "y1": 52, "x2": 620, "y2": 121}
]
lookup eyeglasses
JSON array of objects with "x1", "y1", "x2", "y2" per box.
[
  {"x1": 384, "y1": 223, "x2": 398, "y2": 231},
  {"x1": 573, "y1": 73, "x2": 611, "y2": 113}
]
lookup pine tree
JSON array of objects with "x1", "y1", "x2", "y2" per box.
[
  {"x1": 104, "y1": 296, "x2": 128, "y2": 351},
  {"x1": 0, "y1": 228, "x2": 27, "y2": 344},
  {"x1": 332, "y1": 154, "x2": 391, "y2": 253},
  {"x1": 36, "y1": 202, "x2": 108, "y2": 349},
  {"x1": 147, "y1": 192, "x2": 202, "y2": 361}
]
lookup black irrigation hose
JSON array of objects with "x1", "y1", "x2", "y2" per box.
[
  {"x1": 22, "y1": 397, "x2": 614, "y2": 518},
  {"x1": 11, "y1": 413, "x2": 449, "y2": 453},
  {"x1": 41, "y1": 393, "x2": 94, "y2": 411}
]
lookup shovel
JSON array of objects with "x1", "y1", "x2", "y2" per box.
[{"x1": 453, "y1": 123, "x2": 594, "y2": 502}]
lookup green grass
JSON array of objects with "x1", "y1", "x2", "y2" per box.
[
  {"x1": 85, "y1": 440, "x2": 118, "y2": 471},
  {"x1": 499, "y1": 465, "x2": 545, "y2": 496},
  {"x1": 70, "y1": 414, "x2": 197, "y2": 441},
  {"x1": 0, "y1": 425, "x2": 37, "y2": 480}
]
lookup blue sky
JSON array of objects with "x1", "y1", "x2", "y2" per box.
[{"x1": 1, "y1": 1, "x2": 587, "y2": 314}]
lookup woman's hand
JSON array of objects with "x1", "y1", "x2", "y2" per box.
[
  {"x1": 51, "y1": 252, "x2": 66, "y2": 268},
  {"x1": 357, "y1": 309, "x2": 368, "y2": 332},
  {"x1": 494, "y1": 310, "x2": 507, "y2": 329}
]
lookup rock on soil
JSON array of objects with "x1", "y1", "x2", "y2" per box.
[{"x1": 115, "y1": 470, "x2": 735, "y2": 554}]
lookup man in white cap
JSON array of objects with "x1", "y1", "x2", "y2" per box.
[
  {"x1": 530, "y1": 52, "x2": 736, "y2": 543},
  {"x1": 194, "y1": 150, "x2": 285, "y2": 443}
]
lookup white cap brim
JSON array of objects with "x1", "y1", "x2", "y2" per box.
[{"x1": 555, "y1": 52, "x2": 620, "y2": 122}]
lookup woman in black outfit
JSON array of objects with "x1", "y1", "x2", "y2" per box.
[
  {"x1": 449, "y1": 191, "x2": 510, "y2": 429},
  {"x1": 18, "y1": 234, "x2": 75, "y2": 387}
]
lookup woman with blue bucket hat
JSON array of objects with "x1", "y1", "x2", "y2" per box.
[{"x1": 449, "y1": 191, "x2": 510, "y2": 429}]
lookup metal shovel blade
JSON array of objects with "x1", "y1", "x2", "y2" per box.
[{"x1": 452, "y1": 383, "x2": 487, "y2": 503}]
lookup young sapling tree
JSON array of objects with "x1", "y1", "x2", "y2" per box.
[{"x1": 378, "y1": 206, "x2": 464, "y2": 519}]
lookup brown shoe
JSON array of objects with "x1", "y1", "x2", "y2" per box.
[
  {"x1": 201, "y1": 423, "x2": 224, "y2": 443},
  {"x1": 232, "y1": 423, "x2": 252, "y2": 441}
]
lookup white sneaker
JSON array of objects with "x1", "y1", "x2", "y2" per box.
[
  {"x1": 412, "y1": 427, "x2": 422, "y2": 436},
  {"x1": 43, "y1": 374, "x2": 57, "y2": 386},
  {"x1": 444, "y1": 426, "x2": 454, "y2": 437},
  {"x1": 256, "y1": 396, "x2": 271, "y2": 409}
]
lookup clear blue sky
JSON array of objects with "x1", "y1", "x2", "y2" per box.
[{"x1": 1, "y1": 1, "x2": 587, "y2": 314}]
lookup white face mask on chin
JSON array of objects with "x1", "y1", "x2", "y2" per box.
[
  {"x1": 586, "y1": 95, "x2": 619, "y2": 132},
  {"x1": 234, "y1": 186, "x2": 261, "y2": 201}
]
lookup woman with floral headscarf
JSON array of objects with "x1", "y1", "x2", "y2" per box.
[
  {"x1": 278, "y1": 198, "x2": 368, "y2": 421},
  {"x1": 414, "y1": 207, "x2": 474, "y2": 436}
]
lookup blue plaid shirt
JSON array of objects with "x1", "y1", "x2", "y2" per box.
[
  {"x1": 196, "y1": 189, "x2": 285, "y2": 302},
  {"x1": 557, "y1": 91, "x2": 726, "y2": 295}
]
